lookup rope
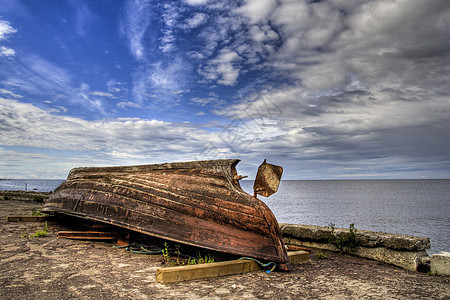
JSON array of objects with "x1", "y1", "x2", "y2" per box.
[
  {"x1": 239, "y1": 257, "x2": 277, "y2": 274},
  {"x1": 114, "y1": 242, "x2": 163, "y2": 255},
  {"x1": 114, "y1": 243, "x2": 197, "y2": 261}
]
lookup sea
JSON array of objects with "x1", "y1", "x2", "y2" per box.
[
  {"x1": 241, "y1": 180, "x2": 449, "y2": 255},
  {"x1": 0, "y1": 179, "x2": 65, "y2": 192},
  {"x1": 1, "y1": 179, "x2": 448, "y2": 254}
]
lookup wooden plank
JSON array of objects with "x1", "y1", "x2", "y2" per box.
[
  {"x1": 7, "y1": 215, "x2": 53, "y2": 222},
  {"x1": 156, "y1": 251, "x2": 310, "y2": 284},
  {"x1": 288, "y1": 250, "x2": 309, "y2": 265},
  {"x1": 286, "y1": 245, "x2": 312, "y2": 252},
  {"x1": 156, "y1": 259, "x2": 262, "y2": 284},
  {"x1": 57, "y1": 231, "x2": 118, "y2": 240}
]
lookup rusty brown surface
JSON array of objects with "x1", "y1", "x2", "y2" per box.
[
  {"x1": 43, "y1": 159, "x2": 290, "y2": 270},
  {"x1": 253, "y1": 160, "x2": 283, "y2": 198}
]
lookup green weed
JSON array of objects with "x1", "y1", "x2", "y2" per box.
[
  {"x1": 162, "y1": 242, "x2": 170, "y2": 264},
  {"x1": 161, "y1": 242, "x2": 215, "y2": 266},
  {"x1": 327, "y1": 223, "x2": 359, "y2": 254},
  {"x1": 197, "y1": 252, "x2": 215, "y2": 264},
  {"x1": 31, "y1": 208, "x2": 48, "y2": 216},
  {"x1": 31, "y1": 221, "x2": 48, "y2": 238}
]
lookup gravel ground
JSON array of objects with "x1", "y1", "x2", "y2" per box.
[{"x1": 1, "y1": 199, "x2": 449, "y2": 300}]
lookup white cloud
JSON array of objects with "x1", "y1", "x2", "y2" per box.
[
  {"x1": 0, "y1": 147, "x2": 66, "y2": 178},
  {"x1": 106, "y1": 79, "x2": 126, "y2": 93},
  {"x1": 263, "y1": 0, "x2": 450, "y2": 93},
  {"x1": 72, "y1": 83, "x2": 106, "y2": 114},
  {"x1": 190, "y1": 92, "x2": 226, "y2": 108},
  {"x1": 158, "y1": 3, "x2": 180, "y2": 53},
  {"x1": 248, "y1": 25, "x2": 278, "y2": 43},
  {"x1": 199, "y1": 49, "x2": 242, "y2": 85},
  {"x1": 214, "y1": 71, "x2": 450, "y2": 176},
  {"x1": 0, "y1": 88, "x2": 22, "y2": 98},
  {"x1": 0, "y1": 19, "x2": 17, "y2": 57},
  {"x1": 184, "y1": 13, "x2": 208, "y2": 29},
  {"x1": 238, "y1": 0, "x2": 276, "y2": 24},
  {"x1": 1, "y1": 80, "x2": 20, "y2": 87},
  {"x1": 0, "y1": 19, "x2": 17, "y2": 40},
  {"x1": 159, "y1": 29, "x2": 176, "y2": 53},
  {"x1": 131, "y1": 59, "x2": 189, "y2": 105},
  {"x1": 121, "y1": 0, "x2": 152, "y2": 61},
  {"x1": 0, "y1": 98, "x2": 215, "y2": 159},
  {"x1": 90, "y1": 91, "x2": 114, "y2": 98},
  {"x1": 2, "y1": 54, "x2": 112, "y2": 115},
  {"x1": 0, "y1": 46, "x2": 15, "y2": 56},
  {"x1": 0, "y1": 98, "x2": 254, "y2": 178},
  {"x1": 183, "y1": 0, "x2": 209, "y2": 5},
  {"x1": 117, "y1": 101, "x2": 141, "y2": 109},
  {"x1": 150, "y1": 60, "x2": 184, "y2": 90},
  {"x1": 19, "y1": 55, "x2": 73, "y2": 94},
  {"x1": 46, "y1": 105, "x2": 68, "y2": 114}
]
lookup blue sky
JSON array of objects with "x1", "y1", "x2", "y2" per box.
[{"x1": 1, "y1": 0, "x2": 449, "y2": 179}]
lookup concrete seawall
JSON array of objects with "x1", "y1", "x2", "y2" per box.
[{"x1": 280, "y1": 223, "x2": 431, "y2": 272}]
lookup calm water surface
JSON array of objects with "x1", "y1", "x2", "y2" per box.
[
  {"x1": 0, "y1": 179, "x2": 64, "y2": 192},
  {"x1": 241, "y1": 180, "x2": 449, "y2": 254},
  {"x1": 2, "y1": 179, "x2": 448, "y2": 254}
]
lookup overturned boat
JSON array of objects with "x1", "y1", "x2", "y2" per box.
[{"x1": 43, "y1": 159, "x2": 290, "y2": 270}]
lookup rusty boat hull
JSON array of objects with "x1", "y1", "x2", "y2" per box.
[{"x1": 43, "y1": 159, "x2": 291, "y2": 270}]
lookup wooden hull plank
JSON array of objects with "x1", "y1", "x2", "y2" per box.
[{"x1": 43, "y1": 159, "x2": 291, "y2": 270}]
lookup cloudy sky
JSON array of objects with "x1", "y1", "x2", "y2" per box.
[{"x1": 0, "y1": 0, "x2": 449, "y2": 179}]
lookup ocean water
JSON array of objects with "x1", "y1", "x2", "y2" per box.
[
  {"x1": 0, "y1": 179, "x2": 65, "y2": 192},
  {"x1": 1, "y1": 179, "x2": 448, "y2": 254},
  {"x1": 240, "y1": 180, "x2": 449, "y2": 255}
]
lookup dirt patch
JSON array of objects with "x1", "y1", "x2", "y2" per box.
[{"x1": 1, "y1": 199, "x2": 449, "y2": 299}]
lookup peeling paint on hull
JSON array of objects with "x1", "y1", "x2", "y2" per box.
[{"x1": 43, "y1": 159, "x2": 291, "y2": 270}]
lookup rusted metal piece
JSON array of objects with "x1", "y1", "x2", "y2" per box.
[
  {"x1": 116, "y1": 237, "x2": 130, "y2": 247},
  {"x1": 43, "y1": 159, "x2": 290, "y2": 270},
  {"x1": 253, "y1": 159, "x2": 283, "y2": 198}
]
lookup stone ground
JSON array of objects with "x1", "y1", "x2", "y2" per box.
[{"x1": 1, "y1": 199, "x2": 449, "y2": 300}]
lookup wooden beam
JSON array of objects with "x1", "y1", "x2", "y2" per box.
[
  {"x1": 156, "y1": 250, "x2": 309, "y2": 284},
  {"x1": 286, "y1": 245, "x2": 312, "y2": 252},
  {"x1": 7, "y1": 215, "x2": 53, "y2": 222},
  {"x1": 57, "y1": 231, "x2": 118, "y2": 240},
  {"x1": 288, "y1": 250, "x2": 309, "y2": 265},
  {"x1": 156, "y1": 259, "x2": 262, "y2": 284}
]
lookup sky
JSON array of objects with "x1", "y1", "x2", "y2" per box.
[{"x1": 0, "y1": 0, "x2": 449, "y2": 180}]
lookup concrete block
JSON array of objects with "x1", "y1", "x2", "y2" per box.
[
  {"x1": 430, "y1": 252, "x2": 450, "y2": 276},
  {"x1": 283, "y1": 237, "x2": 429, "y2": 272},
  {"x1": 280, "y1": 223, "x2": 430, "y2": 251}
]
